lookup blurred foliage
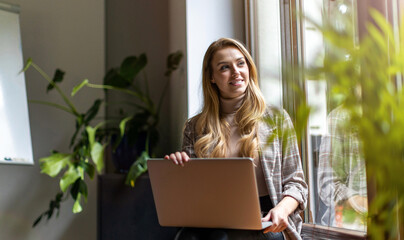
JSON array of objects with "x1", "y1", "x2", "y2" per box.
[{"x1": 296, "y1": 8, "x2": 404, "y2": 239}]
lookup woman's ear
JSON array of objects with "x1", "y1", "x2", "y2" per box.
[{"x1": 211, "y1": 78, "x2": 216, "y2": 84}]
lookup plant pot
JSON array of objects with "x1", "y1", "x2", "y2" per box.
[
  {"x1": 110, "y1": 133, "x2": 146, "y2": 173},
  {"x1": 97, "y1": 173, "x2": 177, "y2": 240}
]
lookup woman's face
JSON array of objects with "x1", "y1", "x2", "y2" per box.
[{"x1": 210, "y1": 47, "x2": 249, "y2": 99}]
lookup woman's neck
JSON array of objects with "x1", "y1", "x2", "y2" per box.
[{"x1": 220, "y1": 93, "x2": 245, "y2": 114}]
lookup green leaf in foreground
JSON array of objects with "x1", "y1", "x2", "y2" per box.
[
  {"x1": 90, "y1": 142, "x2": 105, "y2": 173},
  {"x1": 40, "y1": 153, "x2": 72, "y2": 177},
  {"x1": 119, "y1": 116, "x2": 133, "y2": 136},
  {"x1": 125, "y1": 151, "x2": 149, "y2": 187},
  {"x1": 60, "y1": 165, "x2": 80, "y2": 192},
  {"x1": 72, "y1": 193, "x2": 82, "y2": 213}
]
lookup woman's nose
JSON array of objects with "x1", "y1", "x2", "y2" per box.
[{"x1": 231, "y1": 67, "x2": 240, "y2": 77}]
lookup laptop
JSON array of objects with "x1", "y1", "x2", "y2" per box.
[{"x1": 147, "y1": 157, "x2": 273, "y2": 230}]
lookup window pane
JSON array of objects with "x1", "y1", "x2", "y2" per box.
[
  {"x1": 253, "y1": 0, "x2": 283, "y2": 108},
  {"x1": 302, "y1": 0, "x2": 368, "y2": 232}
]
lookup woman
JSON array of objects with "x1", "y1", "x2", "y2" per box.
[{"x1": 165, "y1": 38, "x2": 307, "y2": 240}]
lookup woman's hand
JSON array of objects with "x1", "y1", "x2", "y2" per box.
[
  {"x1": 164, "y1": 151, "x2": 190, "y2": 166},
  {"x1": 262, "y1": 196, "x2": 298, "y2": 233}
]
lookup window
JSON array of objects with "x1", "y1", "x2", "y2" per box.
[
  {"x1": 302, "y1": 0, "x2": 369, "y2": 233},
  {"x1": 247, "y1": 0, "x2": 404, "y2": 238}
]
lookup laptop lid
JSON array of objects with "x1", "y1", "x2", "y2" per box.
[{"x1": 147, "y1": 157, "x2": 272, "y2": 230}]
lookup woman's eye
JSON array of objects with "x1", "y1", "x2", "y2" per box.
[
  {"x1": 238, "y1": 61, "x2": 246, "y2": 66},
  {"x1": 220, "y1": 65, "x2": 229, "y2": 71}
]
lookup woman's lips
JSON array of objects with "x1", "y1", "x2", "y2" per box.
[{"x1": 229, "y1": 79, "x2": 244, "y2": 86}]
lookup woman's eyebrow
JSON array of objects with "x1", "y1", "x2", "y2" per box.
[
  {"x1": 216, "y1": 57, "x2": 245, "y2": 66},
  {"x1": 216, "y1": 61, "x2": 229, "y2": 66}
]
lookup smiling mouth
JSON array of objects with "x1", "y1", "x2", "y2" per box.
[{"x1": 229, "y1": 79, "x2": 244, "y2": 86}]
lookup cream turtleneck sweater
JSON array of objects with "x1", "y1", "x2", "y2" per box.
[{"x1": 220, "y1": 95, "x2": 269, "y2": 197}]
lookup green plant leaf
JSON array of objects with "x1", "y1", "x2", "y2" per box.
[
  {"x1": 85, "y1": 125, "x2": 106, "y2": 173},
  {"x1": 47, "y1": 69, "x2": 65, "y2": 92},
  {"x1": 40, "y1": 153, "x2": 72, "y2": 177},
  {"x1": 32, "y1": 192, "x2": 64, "y2": 227},
  {"x1": 84, "y1": 99, "x2": 103, "y2": 124},
  {"x1": 125, "y1": 151, "x2": 149, "y2": 187},
  {"x1": 120, "y1": 54, "x2": 147, "y2": 82},
  {"x1": 70, "y1": 178, "x2": 88, "y2": 201},
  {"x1": 32, "y1": 215, "x2": 43, "y2": 227},
  {"x1": 78, "y1": 180, "x2": 88, "y2": 201},
  {"x1": 79, "y1": 160, "x2": 95, "y2": 179},
  {"x1": 369, "y1": 9, "x2": 395, "y2": 49},
  {"x1": 367, "y1": 23, "x2": 387, "y2": 53},
  {"x1": 103, "y1": 68, "x2": 131, "y2": 88},
  {"x1": 119, "y1": 56, "x2": 137, "y2": 80},
  {"x1": 70, "y1": 179, "x2": 80, "y2": 200},
  {"x1": 86, "y1": 126, "x2": 96, "y2": 147},
  {"x1": 165, "y1": 50, "x2": 183, "y2": 76},
  {"x1": 119, "y1": 116, "x2": 133, "y2": 136},
  {"x1": 72, "y1": 193, "x2": 82, "y2": 213},
  {"x1": 90, "y1": 142, "x2": 105, "y2": 173},
  {"x1": 60, "y1": 165, "x2": 80, "y2": 192},
  {"x1": 71, "y1": 79, "x2": 89, "y2": 96}
]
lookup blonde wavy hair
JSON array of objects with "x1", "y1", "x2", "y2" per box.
[{"x1": 193, "y1": 38, "x2": 266, "y2": 158}]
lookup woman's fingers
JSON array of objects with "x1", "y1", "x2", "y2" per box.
[
  {"x1": 262, "y1": 208, "x2": 288, "y2": 233},
  {"x1": 175, "y1": 152, "x2": 184, "y2": 166},
  {"x1": 168, "y1": 153, "x2": 178, "y2": 165},
  {"x1": 261, "y1": 211, "x2": 271, "y2": 222},
  {"x1": 181, "y1": 152, "x2": 190, "y2": 163},
  {"x1": 262, "y1": 211, "x2": 272, "y2": 234},
  {"x1": 165, "y1": 152, "x2": 190, "y2": 166}
]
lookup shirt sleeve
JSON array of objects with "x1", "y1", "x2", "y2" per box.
[
  {"x1": 279, "y1": 109, "x2": 308, "y2": 213},
  {"x1": 181, "y1": 119, "x2": 197, "y2": 158}
]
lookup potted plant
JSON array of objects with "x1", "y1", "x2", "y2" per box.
[
  {"x1": 25, "y1": 50, "x2": 183, "y2": 226},
  {"x1": 22, "y1": 60, "x2": 116, "y2": 227},
  {"x1": 80, "y1": 51, "x2": 183, "y2": 187}
]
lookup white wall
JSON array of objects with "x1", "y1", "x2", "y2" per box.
[
  {"x1": 168, "y1": 0, "x2": 188, "y2": 151},
  {"x1": 105, "y1": 0, "x2": 245, "y2": 153},
  {"x1": 254, "y1": 0, "x2": 283, "y2": 107},
  {"x1": 168, "y1": 0, "x2": 245, "y2": 150},
  {"x1": 0, "y1": 1, "x2": 105, "y2": 239},
  {"x1": 105, "y1": 0, "x2": 170, "y2": 161},
  {"x1": 186, "y1": 0, "x2": 245, "y2": 118}
]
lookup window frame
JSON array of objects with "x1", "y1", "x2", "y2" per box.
[{"x1": 245, "y1": 0, "x2": 403, "y2": 238}]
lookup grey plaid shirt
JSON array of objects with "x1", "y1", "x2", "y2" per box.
[{"x1": 182, "y1": 106, "x2": 308, "y2": 240}]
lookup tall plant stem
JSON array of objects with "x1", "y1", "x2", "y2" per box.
[
  {"x1": 86, "y1": 82, "x2": 149, "y2": 105},
  {"x1": 29, "y1": 100, "x2": 74, "y2": 115},
  {"x1": 31, "y1": 63, "x2": 79, "y2": 116}
]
